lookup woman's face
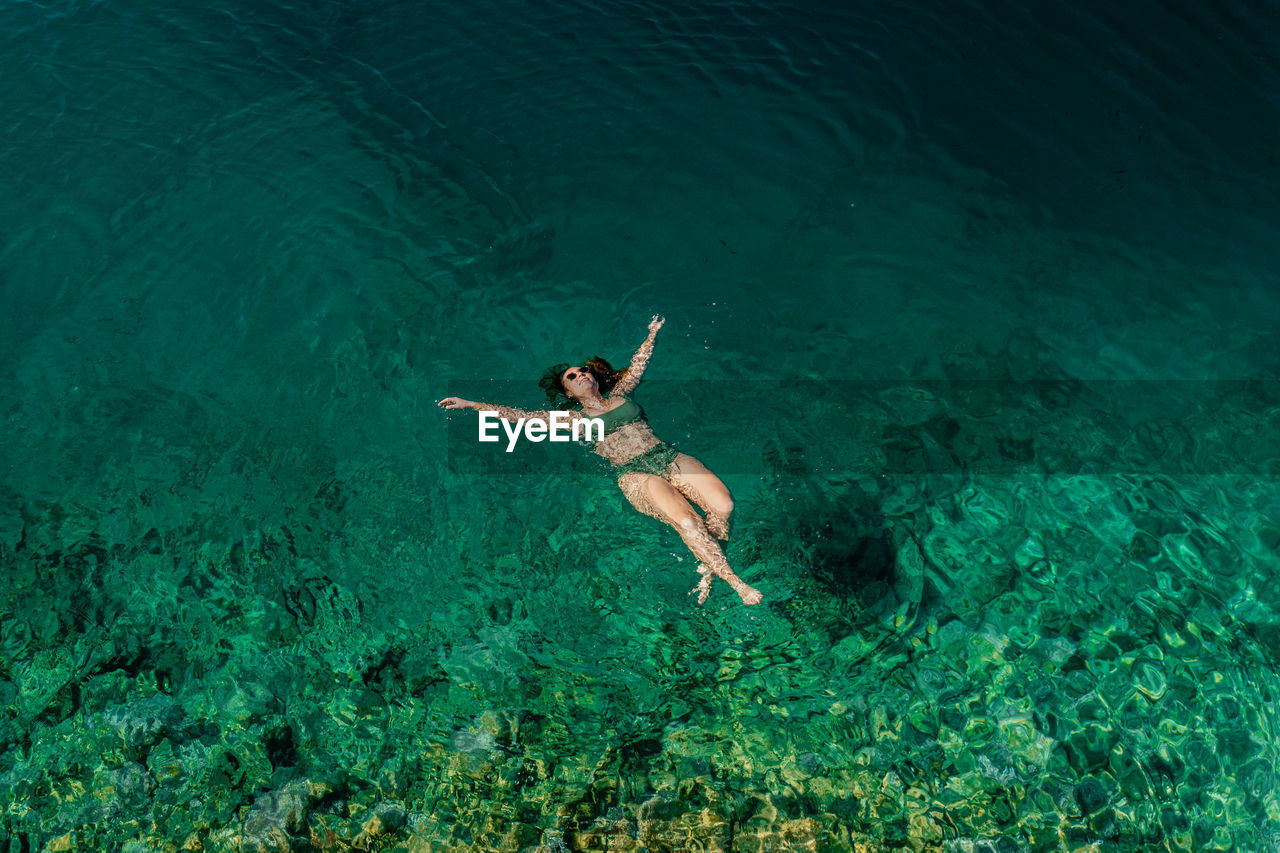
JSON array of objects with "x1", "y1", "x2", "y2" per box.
[{"x1": 561, "y1": 365, "x2": 598, "y2": 398}]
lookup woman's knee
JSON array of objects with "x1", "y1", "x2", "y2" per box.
[
  {"x1": 701, "y1": 492, "x2": 732, "y2": 520},
  {"x1": 672, "y1": 509, "x2": 703, "y2": 534}
]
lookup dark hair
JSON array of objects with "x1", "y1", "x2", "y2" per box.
[{"x1": 539, "y1": 357, "x2": 626, "y2": 407}]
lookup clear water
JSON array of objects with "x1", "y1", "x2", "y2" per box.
[{"x1": 2, "y1": 0, "x2": 1279, "y2": 850}]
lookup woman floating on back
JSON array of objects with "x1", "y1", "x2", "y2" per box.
[{"x1": 439, "y1": 316, "x2": 762, "y2": 605}]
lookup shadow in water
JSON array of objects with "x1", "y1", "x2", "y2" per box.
[
  {"x1": 806, "y1": 519, "x2": 896, "y2": 606},
  {"x1": 747, "y1": 451, "x2": 908, "y2": 628}
]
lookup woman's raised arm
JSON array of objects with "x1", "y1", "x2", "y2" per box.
[{"x1": 610, "y1": 315, "x2": 664, "y2": 397}]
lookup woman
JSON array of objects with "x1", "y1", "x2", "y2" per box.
[{"x1": 438, "y1": 316, "x2": 762, "y2": 605}]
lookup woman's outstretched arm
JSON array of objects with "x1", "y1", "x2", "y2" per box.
[
  {"x1": 610, "y1": 315, "x2": 664, "y2": 397},
  {"x1": 437, "y1": 397, "x2": 569, "y2": 426}
]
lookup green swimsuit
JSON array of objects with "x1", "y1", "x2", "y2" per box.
[{"x1": 588, "y1": 399, "x2": 679, "y2": 477}]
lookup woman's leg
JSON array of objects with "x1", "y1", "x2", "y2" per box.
[
  {"x1": 667, "y1": 454, "x2": 734, "y2": 543},
  {"x1": 617, "y1": 473, "x2": 761, "y2": 605}
]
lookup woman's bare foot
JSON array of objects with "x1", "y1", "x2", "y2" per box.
[
  {"x1": 731, "y1": 580, "x2": 763, "y2": 605},
  {"x1": 690, "y1": 565, "x2": 713, "y2": 605}
]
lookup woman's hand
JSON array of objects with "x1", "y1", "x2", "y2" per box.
[
  {"x1": 648, "y1": 315, "x2": 665, "y2": 334},
  {"x1": 437, "y1": 397, "x2": 476, "y2": 410}
]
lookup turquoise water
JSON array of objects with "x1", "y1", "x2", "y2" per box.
[{"x1": 2, "y1": 0, "x2": 1279, "y2": 850}]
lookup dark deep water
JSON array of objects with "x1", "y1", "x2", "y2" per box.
[{"x1": 3, "y1": 1, "x2": 1279, "y2": 850}]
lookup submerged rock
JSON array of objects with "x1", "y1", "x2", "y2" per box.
[
  {"x1": 240, "y1": 779, "x2": 317, "y2": 853},
  {"x1": 101, "y1": 694, "x2": 183, "y2": 749},
  {"x1": 103, "y1": 762, "x2": 155, "y2": 814},
  {"x1": 348, "y1": 802, "x2": 408, "y2": 849}
]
